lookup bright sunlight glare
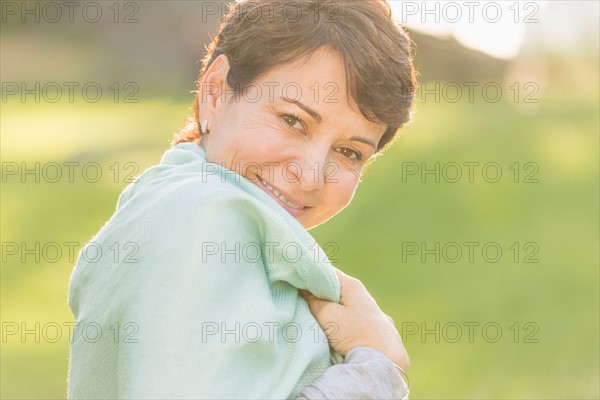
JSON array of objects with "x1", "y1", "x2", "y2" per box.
[{"x1": 389, "y1": 1, "x2": 548, "y2": 59}]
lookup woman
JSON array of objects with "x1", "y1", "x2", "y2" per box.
[{"x1": 68, "y1": 0, "x2": 416, "y2": 398}]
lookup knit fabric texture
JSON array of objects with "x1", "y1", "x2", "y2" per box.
[{"x1": 68, "y1": 142, "x2": 344, "y2": 399}]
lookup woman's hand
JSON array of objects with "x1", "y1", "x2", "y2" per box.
[{"x1": 299, "y1": 268, "x2": 410, "y2": 370}]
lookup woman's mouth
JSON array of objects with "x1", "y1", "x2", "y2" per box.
[{"x1": 257, "y1": 176, "x2": 309, "y2": 216}]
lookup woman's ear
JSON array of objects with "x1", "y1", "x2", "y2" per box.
[{"x1": 198, "y1": 54, "x2": 231, "y2": 125}]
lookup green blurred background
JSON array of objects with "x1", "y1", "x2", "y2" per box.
[{"x1": 1, "y1": 1, "x2": 598, "y2": 398}]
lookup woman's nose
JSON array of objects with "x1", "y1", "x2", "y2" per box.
[{"x1": 286, "y1": 150, "x2": 329, "y2": 192}]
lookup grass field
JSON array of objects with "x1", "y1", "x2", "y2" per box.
[{"x1": 1, "y1": 82, "x2": 598, "y2": 398}]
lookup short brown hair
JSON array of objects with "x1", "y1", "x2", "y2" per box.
[{"x1": 174, "y1": 0, "x2": 417, "y2": 153}]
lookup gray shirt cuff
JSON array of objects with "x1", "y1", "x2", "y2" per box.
[{"x1": 295, "y1": 347, "x2": 409, "y2": 399}]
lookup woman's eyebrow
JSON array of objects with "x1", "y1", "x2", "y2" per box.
[
  {"x1": 281, "y1": 96, "x2": 322, "y2": 123},
  {"x1": 350, "y1": 136, "x2": 377, "y2": 150}
]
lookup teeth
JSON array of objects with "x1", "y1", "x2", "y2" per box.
[{"x1": 260, "y1": 178, "x2": 305, "y2": 210}]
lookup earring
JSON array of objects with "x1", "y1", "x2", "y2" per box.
[{"x1": 200, "y1": 120, "x2": 209, "y2": 135}]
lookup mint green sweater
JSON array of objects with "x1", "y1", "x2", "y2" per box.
[{"x1": 68, "y1": 143, "x2": 345, "y2": 399}]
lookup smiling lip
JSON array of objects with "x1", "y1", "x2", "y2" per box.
[{"x1": 256, "y1": 176, "x2": 310, "y2": 217}]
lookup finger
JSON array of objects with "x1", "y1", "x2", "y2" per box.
[
  {"x1": 334, "y1": 272, "x2": 373, "y2": 307},
  {"x1": 298, "y1": 289, "x2": 342, "y2": 321}
]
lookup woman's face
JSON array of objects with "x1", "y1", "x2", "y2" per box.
[{"x1": 199, "y1": 47, "x2": 386, "y2": 230}]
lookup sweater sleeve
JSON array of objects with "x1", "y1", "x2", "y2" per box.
[
  {"x1": 296, "y1": 347, "x2": 409, "y2": 400},
  {"x1": 112, "y1": 194, "x2": 315, "y2": 399}
]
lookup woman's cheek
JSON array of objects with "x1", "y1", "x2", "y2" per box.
[{"x1": 330, "y1": 174, "x2": 360, "y2": 211}]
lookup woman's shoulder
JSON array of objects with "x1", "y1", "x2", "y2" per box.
[
  {"x1": 107, "y1": 143, "x2": 326, "y2": 259},
  {"x1": 118, "y1": 144, "x2": 253, "y2": 202},
  {"x1": 112, "y1": 144, "x2": 275, "y2": 233}
]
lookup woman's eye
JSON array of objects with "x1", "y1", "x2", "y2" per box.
[
  {"x1": 282, "y1": 114, "x2": 304, "y2": 131},
  {"x1": 338, "y1": 148, "x2": 362, "y2": 161}
]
